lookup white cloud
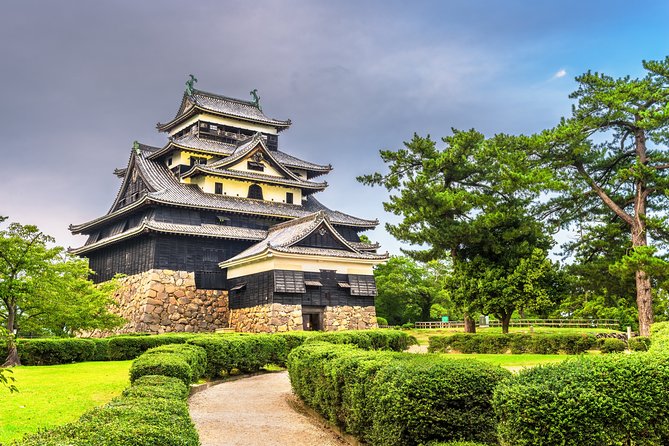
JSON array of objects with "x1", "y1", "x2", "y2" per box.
[{"x1": 553, "y1": 69, "x2": 567, "y2": 79}]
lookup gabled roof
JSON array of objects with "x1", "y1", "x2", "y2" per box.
[
  {"x1": 219, "y1": 211, "x2": 388, "y2": 269},
  {"x1": 70, "y1": 145, "x2": 378, "y2": 233},
  {"x1": 157, "y1": 89, "x2": 291, "y2": 132},
  {"x1": 181, "y1": 165, "x2": 328, "y2": 191}
]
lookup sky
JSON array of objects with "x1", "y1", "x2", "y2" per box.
[{"x1": 1, "y1": 0, "x2": 668, "y2": 255}]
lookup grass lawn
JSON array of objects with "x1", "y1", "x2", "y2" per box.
[
  {"x1": 407, "y1": 326, "x2": 623, "y2": 345},
  {"x1": 0, "y1": 360, "x2": 132, "y2": 444},
  {"x1": 441, "y1": 353, "x2": 572, "y2": 370}
]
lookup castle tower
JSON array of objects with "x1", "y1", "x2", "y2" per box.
[{"x1": 70, "y1": 80, "x2": 386, "y2": 333}]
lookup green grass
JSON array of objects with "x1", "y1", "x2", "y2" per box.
[
  {"x1": 441, "y1": 353, "x2": 571, "y2": 369},
  {"x1": 407, "y1": 326, "x2": 623, "y2": 345},
  {"x1": 0, "y1": 360, "x2": 132, "y2": 444}
]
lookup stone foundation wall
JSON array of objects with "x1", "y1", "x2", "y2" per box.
[
  {"x1": 229, "y1": 303, "x2": 378, "y2": 332},
  {"x1": 229, "y1": 303, "x2": 302, "y2": 333},
  {"x1": 324, "y1": 305, "x2": 378, "y2": 330},
  {"x1": 96, "y1": 269, "x2": 229, "y2": 335}
]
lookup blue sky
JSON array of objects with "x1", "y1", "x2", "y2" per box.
[{"x1": 1, "y1": 0, "x2": 667, "y2": 255}]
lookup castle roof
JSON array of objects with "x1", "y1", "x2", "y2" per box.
[
  {"x1": 157, "y1": 89, "x2": 291, "y2": 132},
  {"x1": 219, "y1": 211, "x2": 388, "y2": 269},
  {"x1": 71, "y1": 145, "x2": 378, "y2": 233}
]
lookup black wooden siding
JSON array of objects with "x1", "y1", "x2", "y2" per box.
[
  {"x1": 296, "y1": 224, "x2": 350, "y2": 250},
  {"x1": 88, "y1": 235, "x2": 155, "y2": 283},
  {"x1": 228, "y1": 270, "x2": 375, "y2": 309}
]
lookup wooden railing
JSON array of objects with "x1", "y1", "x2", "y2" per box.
[{"x1": 414, "y1": 319, "x2": 620, "y2": 330}]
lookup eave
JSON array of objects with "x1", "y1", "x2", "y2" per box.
[{"x1": 180, "y1": 165, "x2": 328, "y2": 191}]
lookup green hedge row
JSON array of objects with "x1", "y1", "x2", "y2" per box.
[
  {"x1": 14, "y1": 375, "x2": 198, "y2": 446},
  {"x1": 16, "y1": 334, "x2": 196, "y2": 365},
  {"x1": 494, "y1": 353, "x2": 669, "y2": 445},
  {"x1": 287, "y1": 341, "x2": 510, "y2": 446},
  {"x1": 14, "y1": 330, "x2": 415, "y2": 366},
  {"x1": 428, "y1": 333, "x2": 598, "y2": 355},
  {"x1": 130, "y1": 344, "x2": 207, "y2": 384}
]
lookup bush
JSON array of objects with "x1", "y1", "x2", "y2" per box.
[
  {"x1": 629, "y1": 336, "x2": 651, "y2": 352},
  {"x1": 310, "y1": 329, "x2": 416, "y2": 352},
  {"x1": 429, "y1": 333, "x2": 596, "y2": 355},
  {"x1": 401, "y1": 322, "x2": 415, "y2": 329},
  {"x1": 376, "y1": 316, "x2": 389, "y2": 326},
  {"x1": 17, "y1": 338, "x2": 97, "y2": 365},
  {"x1": 15, "y1": 371, "x2": 198, "y2": 446},
  {"x1": 493, "y1": 353, "x2": 669, "y2": 446},
  {"x1": 598, "y1": 337, "x2": 627, "y2": 353},
  {"x1": 106, "y1": 333, "x2": 196, "y2": 360},
  {"x1": 288, "y1": 341, "x2": 510, "y2": 445},
  {"x1": 129, "y1": 344, "x2": 207, "y2": 384},
  {"x1": 650, "y1": 321, "x2": 669, "y2": 353},
  {"x1": 122, "y1": 375, "x2": 189, "y2": 400}
]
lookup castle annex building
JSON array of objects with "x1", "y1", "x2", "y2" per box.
[{"x1": 70, "y1": 80, "x2": 387, "y2": 333}]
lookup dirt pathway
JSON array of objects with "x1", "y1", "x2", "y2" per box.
[{"x1": 189, "y1": 372, "x2": 348, "y2": 446}]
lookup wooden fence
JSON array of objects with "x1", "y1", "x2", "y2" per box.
[{"x1": 413, "y1": 318, "x2": 620, "y2": 330}]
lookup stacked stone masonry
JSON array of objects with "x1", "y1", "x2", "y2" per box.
[
  {"x1": 105, "y1": 269, "x2": 229, "y2": 335},
  {"x1": 229, "y1": 303, "x2": 378, "y2": 333},
  {"x1": 96, "y1": 270, "x2": 378, "y2": 335}
]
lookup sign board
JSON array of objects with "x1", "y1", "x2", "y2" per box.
[{"x1": 441, "y1": 316, "x2": 449, "y2": 322}]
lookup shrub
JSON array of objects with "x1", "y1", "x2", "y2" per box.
[
  {"x1": 129, "y1": 344, "x2": 207, "y2": 384},
  {"x1": 629, "y1": 336, "x2": 651, "y2": 352},
  {"x1": 401, "y1": 322, "x2": 415, "y2": 329},
  {"x1": 288, "y1": 341, "x2": 510, "y2": 445},
  {"x1": 122, "y1": 375, "x2": 189, "y2": 400},
  {"x1": 15, "y1": 371, "x2": 198, "y2": 446},
  {"x1": 650, "y1": 321, "x2": 669, "y2": 352},
  {"x1": 310, "y1": 329, "x2": 416, "y2": 352},
  {"x1": 376, "y1": 316, "x2": 389, "y2": 326},
  {"x1": 493, "y1": 353, "x2": 669, "y2": 446},
  {"x1": 429, "y1": 333, "x2": 596, "y2": 355},
  {"x1": 106, "y1": 333, "x2": 195, "y2": 360},
  {"x1": 598, "y1": 337, "x2": 626, "y2": 353},
  {"x1": 17, "y1": 338, "x2": 97, "y2": 365}
]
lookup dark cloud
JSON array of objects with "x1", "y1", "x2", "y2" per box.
[{"x1": 1, "y1": 0, "x2": 667, "y2": 253}]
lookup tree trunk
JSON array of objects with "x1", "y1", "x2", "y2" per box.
[
  {"x1": 2, "y1": 305, "x2": 20, "y2": 367},
  {"x1": 500, "y1": 312, "x2": 512, "y2": 334},
  {"x1": 464, "y1": 313, "x2": 476, "y2": 333}
]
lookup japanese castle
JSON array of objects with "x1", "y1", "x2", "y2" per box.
[{"x1": 69, "y1": 78, "x2": 387, "y2": 333}]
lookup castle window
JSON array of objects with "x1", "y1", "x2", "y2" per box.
[
  {"x1": 247, "y1": 161, "x2": 264, "y2": 172},
  {"x1": 167, "y1": 157, "x2": 172, "y2": 166},
  {"x1": 217, "y1": 215, "x2": 230, "y2": 225},
  {"x1": 248, "y1": 184, "x2": 263, "y2": 200},
  {"x1": 215, "y1": 182, "x2": 223, "y2": 194},
  {"x1": 190, "y1": 156, "x2": 207, "y2": 166},
  {"x1": 286, "y1": 192, "x2": 294, "y2": 204}
]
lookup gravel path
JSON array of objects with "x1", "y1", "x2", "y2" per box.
[{"x1": 189, "y1": 372, "x2": 348, "y2": 446}]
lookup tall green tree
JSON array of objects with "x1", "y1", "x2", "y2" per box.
[
  {"x1": 0, "y1": 218, "x2": 125, "y2": 366},
  {"x1": 538, "y1": 57, "x2": 669, "y2": 335},
  {"x1": 374, "y1": 256, "x2": 454, "y2": 325},
  {"x1": 359, "y1": 130, "x2": 550, "y2": 331},
  {"x1": 448, "y1": 208, "x2": 565, "y2": 332}
]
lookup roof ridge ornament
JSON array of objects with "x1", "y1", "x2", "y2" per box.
[
  {"x1": 250, "y1": 89, "x2": 262, "y2": 111},
  {"x1": 133, "y1": 141, "x2": 141, "y2": 156},
  {"x1": 185, "y1": 74, "x2": 198, "y2": 97}
]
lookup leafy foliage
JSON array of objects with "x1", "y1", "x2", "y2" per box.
[
  {"x1": 288, "y1": 341, "x2": 510, "y2": 445},
  {"x1": 374, "y1": 256, "x2": 454, "y2": 324},
  {"x1": 0, "y1": 217, "x2": 124, "y2": 365},
  {"x1": 429, "y1": 333, "x2": 597, "y2": 355}
]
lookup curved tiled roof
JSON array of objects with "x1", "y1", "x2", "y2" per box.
[
  {"x1": 70, "y1": 219, "x2": 266, "y2": 255},
  {"x1": 158, "y1": 89, "x2": 291, "y2": 131},
  {"x1": 71, "y1": 146, "x2": 378, "y2": 233},
  {"x1": 181, "y1": 165, "x2": 328, "y2": 190},
  {"x1": 219, "y1": 211, "x2": 388, "y2": 268}
]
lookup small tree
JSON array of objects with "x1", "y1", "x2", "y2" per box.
[{"x1": 0, "y1": 218, "x2": 125, "y2": 366}]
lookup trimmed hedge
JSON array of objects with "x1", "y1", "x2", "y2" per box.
[
  {"x1": 13, "y1": 330, "x2": 414, "y2": 367},
  {"x1": 649, "y1": 321, "x2": 669, "y2": 353},
  {"x1": 493, "y1": 353, "x2": 669, "y2": 446},
  {"x1": 429, "y1": 333, "x2": 597, "y2": 355},
  {"x1": 17, "y1": 338, "x2": 98, "y2": 365},
  {"x1": 598, "y1": 337, "x2": 626, "y2": 353},
  {"x1": 15, "y1": 374, "x2": 198, "y2": 446},
  {"x1": 130, "y1": 344, "x2": 207, "y2": 384},
  {"x1": 628, "y1": 336, "x2": 651, "y2": 352},
  {"x1": 288, "y1": 341, "x2": 510, "y2": 445}
]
